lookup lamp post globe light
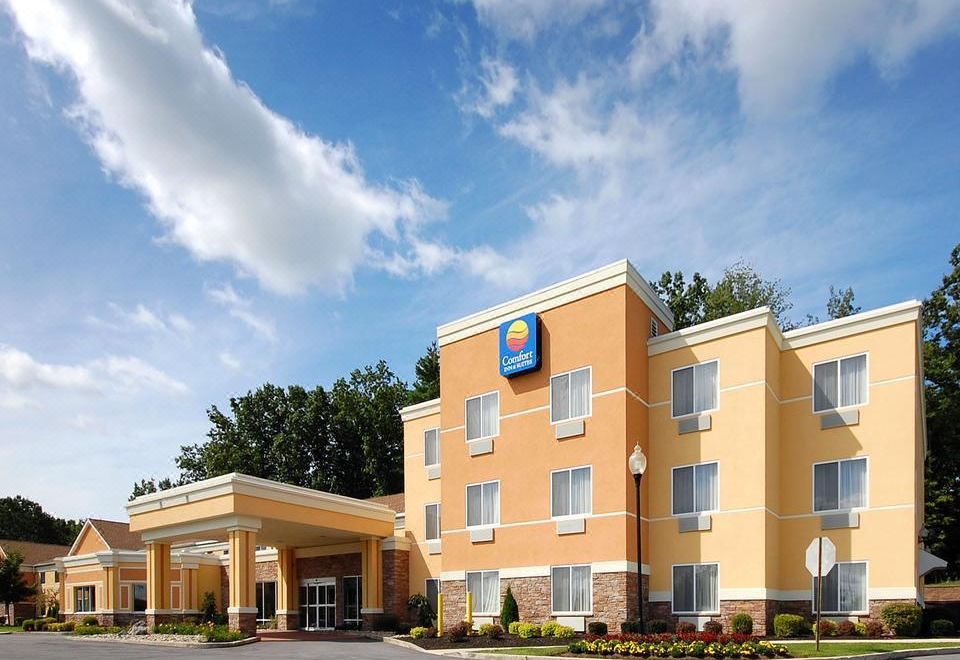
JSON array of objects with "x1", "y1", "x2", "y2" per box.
[{"x1": 628, "y1": 443, "x2": 647, "y2": 632}]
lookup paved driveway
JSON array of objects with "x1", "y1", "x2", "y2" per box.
[{"x1": 0, "y1": 634, "x2": 428, "y2": 660}]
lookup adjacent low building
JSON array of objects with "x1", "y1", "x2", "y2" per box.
[{"x1": 0, "y1": 539, "x2": 69, "y2": 623}]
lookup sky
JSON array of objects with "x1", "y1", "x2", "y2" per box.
[{"x1": 0, "y1": 0, "x2": 958, "y2": 522}]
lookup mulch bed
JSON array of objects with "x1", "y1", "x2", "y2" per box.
[{"x1": 406, "y1": 633, "x2": 577, "y2": 649}]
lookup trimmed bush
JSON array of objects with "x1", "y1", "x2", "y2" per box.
[
  {"x1": 816, "y1": 620, "x2": 838, "y2": 637},
  {"x1": 731, "y1": 613, "x2": 754, "y2": 635},
  {"x1": 881, "y1": 603, "x2": 922, "y2": 637},
  {"x1": 553, "y1": 625, "x2": 576, "y2": 639},
  {"x1": 930, "y1": 619, "x2": 955, "y2": 637},
  {"x1": 199, "y1": 591, "x2": 217, "y2": 623},
  {"x1": 517, "y1": 622, "x2": 541, "y2": 639},
  {"x1": 647, "y1": 619, "x2": 673, "y2": 634},
  {"x1": 478, "y1": 623, "x2": 503, "y2": 639},
  {"x1": 22, "y1": 619, "x2": 36, "y2": 632},
  {"x1": 541, "y1": 621, "x2": 561, "y2": 637},
  {"x1": 774, "y1": 613, "x2": 807, "y2": 638},
  {"x1": 621, "y1": 620, "x2": 643, "y2": 634},
  {"x1": 81, "y1": 615, "x2": 98, "y2": 626},
  {"x1": 703, "y1": 620, "x2": 723, "y2": 635},
  {"x1": 425, "y1": 626, "x2": 437, "y2": 639},
  {"x1": 587, "y1": 621, "x2": 608, "y2": 636},
  {"x1": 501, "y1": 586, "x2": 519, "y2": 631},
  {"x1": 410, "y1": 626, "x2": 428, "y2": 639},
  {"x1": 446, "y1": 621, "x2": 472, "y2": 642},
  {"x1": 854, "y1": 622, "x2": 868, "y2": 637},
  {"x1": 73, "y1": 624, "x2": 121, "y2": 636},
  {"x1": 864, "y1": 620, "x2": 884, "y2": 638},
  {"x1": 508, "y1": 621, "x2": 522, "y2": 635},
  {"x1": 677, "y1": 621, "x2": 697, "y2": 633},
  {"x1": 836, "y1": 620, "x2": 856, "y2": 637},
  {"x1": 202, "y1": 625, "x2": 246, "y2": 643}
]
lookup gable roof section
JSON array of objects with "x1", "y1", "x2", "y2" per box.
[
  {"x1": 366, "y1": 493, "x2": 405, "y2": 514},
  {"x1": 0, "y1": 539, "x2": 70, "y2": 566},
  {"x1": 68, "y1": 518, "x2": 144, "y2": 556}
]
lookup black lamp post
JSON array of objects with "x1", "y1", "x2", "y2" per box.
[{"x1": 628, "y1": 443, "x2": 647, "y2": 632}]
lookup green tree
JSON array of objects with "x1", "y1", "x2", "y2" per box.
[
  {"x1": 0, "y1": 551, "x2": 31, "y2": 625},
  {"x1": 0, "y1": 496, "x2": 82, "y2": 545},
  {"x1": 129, "y1": 477, "x2": 179, "y2": 500},
  {"x1": 923, "y1": 244, "x2": 960, "y2": 578},
  {"x1": 650, "y1": 271, "x2": 711, "y2": 329},
  {"x1": 826, "y1": 285, "x2": 861, "y2": 320},
  {"x1": 408, "y1": 342, "x2": 440, "y2": 404},
  {"x1": 500, "y1": 586, "x2": 519, "y2": 629}
]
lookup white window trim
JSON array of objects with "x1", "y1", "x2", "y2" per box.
[
  {"x1": 671, "y1": 562, "x2": 720, "y2": 615},
  {"x1": 670, "y1": 359, "x2": 720, "y2": 419},
  {"x1": 670, "y1": 460, "x2": 720, "y2": 517},
  {"x1": 550, "y1": 563, "x2": 593, "y2": 616},
  {"x1": 120, "y1": 580, "x2": 148, "y2": 612},
  {"x1": 465, "y1": 570, "x2": 500, "y2": 615},
  {"x1": 343, "y1": 575, "x2": 362, "y2": 623},
  {"x1": 424, "y1": 502, "x2": 441, "y2": 541},
  {"x1": 549, "y1": 465, "x2": 593, "y2": 519},
  {"x1": 549, "y1": 366, "x2": 593, "y2": 424},
  {"x1": 465, "y1": 480, "x2": 501, "y2": 529},
  {"x1": 811, "y1": 456, "x2": 870, "y2": 513},
  {"x1": 424, "y1": 427, "x2": 440, "y2": 467},
  {"x1": 73, "y1": 584, "x2": 98, "y2": 613},
  {"x1": 812, "y1": 352, "x2": 870, "y2": 414},
  {"x1": 465, "y1": 390, "x2": 500, "y2": 442},
  {"x1": 811, "y1": 561, "x2": 869, "y2": 616}
]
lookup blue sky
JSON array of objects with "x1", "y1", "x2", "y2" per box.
[{"x1": 1, "y1": 0, "x2": 958, "y2": 520}]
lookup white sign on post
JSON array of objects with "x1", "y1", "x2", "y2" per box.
[{"x1": 805, "y1": 537, "x2": 837, "y2": 576}]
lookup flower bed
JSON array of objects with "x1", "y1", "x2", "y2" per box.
[{"x1": 568, "y1": 633, "x2": 792, "y2": 658}]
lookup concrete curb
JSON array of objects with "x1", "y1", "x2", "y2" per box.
[{"x1": 67, "y1": 634, "x2": 260, "y2": 648}]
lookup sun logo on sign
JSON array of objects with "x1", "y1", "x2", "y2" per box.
[{"x1": 505, "y1": 319, "x2": 529, "y2": 352}]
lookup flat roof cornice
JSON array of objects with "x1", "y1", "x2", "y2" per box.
[
  {"x1": 437, "y1": 259, "x2": 674, "y2": 346},
  {"x1": 399, "y1": 397, "x2": 440, "y2": 421}
]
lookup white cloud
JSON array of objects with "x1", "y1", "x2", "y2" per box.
[
  {"x1": 469, "y1": 0, "x2": 608, "y2": 41},
  {"x1": 218, "y1": 350, "x2": 241, "y2": 369},
  {"x1": 461, "y1": 56, "x2": 519, "y2": 118},
  {"x1": 206, "y1": 283, "x2": 277, "y2": 342},
  {"x1": 3, "y1": 0, "x2": 459, "y2": 295},
  {"x1": 369, "y1": 238, "x2": 531, "y2": 288}
]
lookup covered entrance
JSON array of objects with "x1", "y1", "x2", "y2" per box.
[{"x1": 300, "y1": 578, "x2": 336, "y2": 630}]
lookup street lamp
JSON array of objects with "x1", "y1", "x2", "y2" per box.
[{"x1": 628, "y1": 443, "x2": 647, "y2": 633}]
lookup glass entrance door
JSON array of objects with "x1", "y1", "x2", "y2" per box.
[{"x1": 299, "y1": 579, "x2": 336, "y2": 630}]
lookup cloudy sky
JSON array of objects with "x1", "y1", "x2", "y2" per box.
[{"x1": 1, "y1": 0, "x2": 958, "y2": 521}]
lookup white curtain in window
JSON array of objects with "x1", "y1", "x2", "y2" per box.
[
  {"x1": 695, "y1": 463, "x2": 718, "y2": 512},
  {"x1": 695, "y1": 362, "x2": 718, "y2": 413},
  {"x1": 482, "y1": 482, "x2": 499, "y2": 525},
  {"x1": 467, "y1": 572, "x2": 481, "y2": 610},
  {"x1": 482, "y1": 393, "x2": 498, "y2": 437},
  {"x1": 570, "y1": 369, "x2": 590, "y2": 418},
  {"x1": 839, "y1": 458, "x2": 867, "y2": 509},
  {"x1": 466, "y1": 398, "x2": 482, "y2": 440},
  {"x1": 571, "y1": 565, "x2": 591, "y2": 612},
  {"x1": 571, "y1": 467, "x2": 591, "y2": 515},
  {"x1": 552, "y1": 566, "x2": 570, "y2": 611},
  {"x1": 467, "y1": 484, "x2": 482, "y2": 527},
  {"x1": 673, "y1": 466, "x2": 694, "y2": 515},
  {"x1": 673, "y1": 565, "x2": 694, "y2": 612},
  {"x1": 814, "y1": 362, "x2": 839, "y2": 411},
  {"x1": 838, "y1": 563, "x2": 866, "y2": 612},
  {"x1": 482, "y1": 572, "x2": 499, "y2": 613},
  {"x1": 814, "y1": 462, "x2": 839, "y2": 511},
  {"x1": 424, "y1": 429, "x2": 439, "y2": 466},
  {"x1": 551, "y1": 374, "x2": 569, "y2": 422},
  {"x1": 695, "y1": 564, "x2": 718, "y2": 612},
  {"x1": 552, "y1": 471, "x2": 570, "y2": 517},
  {"x1": 673, "y1": 367, "x2": 694, "y2": 417},
  {"x1": 425, "y1": 504, "x2": 440, "y2": 540},
  {"x1": 840, "y1": 355, "x2": 867, "y2": 407}
]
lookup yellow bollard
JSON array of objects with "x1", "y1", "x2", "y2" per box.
[
  {"x1": 466, "y1": 591, "x2": 473, "y2": 628},
  {"x1": 437, "y1": 593, "x2": 444, "y2": 636}
]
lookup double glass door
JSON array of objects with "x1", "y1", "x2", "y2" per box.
[{"x1": 299, "y1": 579, "x2": 336, "y2": 630}]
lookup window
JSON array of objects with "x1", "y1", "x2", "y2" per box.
[
  {"x1": 133, "y1": 583, "x2": 147, "y2": 612},
  {"x1": 814, "y1": 458, "x2": 867, "y2": 512},
  {"x1": 426, "y1": 578, "x2": 441, "y2": 618},
  {"x1": 552, "y1": 565, "x2": 591, "y2": 614},
  {"x1": 551, "y1": 466, "x2": 592, "y2": 517},
  {"x1": 466, "y1": 570, "x2": 500, "y2": 614},
  {"x1": 672, "y1": 360, "x2": 719, "y2": 418},
  {"x1": 425, "y1": 503, "x2": 441, "y2": 541},
  {"x1": 40, "y1": 572, "x2": 46, "y2": 584},
  {"x1": 466, "y1": 392, "x2": 499, "y2": 441},
  {"x1": 343, "y1": 576, "x2": 362, "y2": 623},
  {"x1": 814, "y1": 354, "x2": 867, "y2": 413},
  {"x1": 650, "y1": 318, "x2": 659, "y2": 338},
  {"x1": 672, "y1": 564, "x2": 719, "y2": 614},
  {"x1": 424, "y1": 428, "x2": 440, "y2": 466},
  {"x1": 814, "y1": 562, "x2": 867, "y2": 613},
  {"x1": 672, "y1": 462, "x2": 719, "y2": 516},
  {"x1": 551, "y1": 367, "x2": 591, "y2": 423},
  {"x1": 75, "y1": 585, "x2": 96, "y2": 613},
  {"x1": 256, "y1": 581, "x2": 277, "y2": 623},
  {"x1": 466, "y1": 481, "x2": 500, "y2": 527}
]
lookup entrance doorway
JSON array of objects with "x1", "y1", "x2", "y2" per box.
[{"x1": 299, "y1": 578, "x2": 336, "y2": 630}]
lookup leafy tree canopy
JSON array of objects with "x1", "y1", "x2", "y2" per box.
[
  {"x1": 0, "y1": 550, "x2": 31, "y2": 613},
  {"x1": 0, "y1": 496, "x2": 83, "y2": 546},
  {"x1": 408, "y1": 341, "x2": 440, "y2": 405}
]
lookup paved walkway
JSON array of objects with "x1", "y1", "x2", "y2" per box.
[{"x1": 0, "y1": 634, "x2": 428, "y2": 660}]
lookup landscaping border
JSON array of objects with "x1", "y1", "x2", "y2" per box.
[
  {"x1": 68, "y1": 634, "x2": 260, "y2": 648},
  {"x1": 432, "y1": 647, "x2": 960, "y2": 660}
]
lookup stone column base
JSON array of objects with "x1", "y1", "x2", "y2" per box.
[
  {"x1": 276, "y1": 611, "x2": 299, "y2": 631},
  {"x1": 227, "y1": 608, "x2": 258, "y2": 635},
  {"x1": 144, "y1": 610, "x2": 181, "y2": 630}
]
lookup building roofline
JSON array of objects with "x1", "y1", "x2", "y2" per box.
[
  {"x1": 436, "y1": 259, "x2": 673, "y2": 347},
  {"x1": 399, "y1": 397, "x2": 440, "y2": 421}
]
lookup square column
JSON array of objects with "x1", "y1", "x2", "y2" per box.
[
  {"x1": 180, "y1": 565, "x2": 199, "y2": 613},
  {"x1": 275, "y1": 548, "x2": 298, "y2": 631},
  {"x1": 361, "y1": 538, "x2": 383, "y2": 627},
  {"x1": 227, "y1": 527, "x2": 258, "y2": 635},
  {"x1": 145, "y1": 542, "x2": 171, "y2": 629}
]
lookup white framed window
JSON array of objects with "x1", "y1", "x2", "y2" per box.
[
  {"x1": 551, "y1": 565, "x2": 592, "y2": 614},
  {"x1": 672, "y1": 360, "x2": 719, "y2": 418},
  {"x1": 672, "y1": 563, "x2": 719, "y2": 614},
  {"x1": 132, "y1": 583, "x2": 147, "y2": 612},
  {"x1": 425, "y1": 503, "x2": 441, "y2": 541},
  {"x1": 672, "y1": 461, "x2": 719, "y2": 516},
  {"x1": 424, "y1": 428, "x2": 440, "y2": 467},
  {"x1": 426, "y1": 578, "x2": 441, "y2": 618},
  {"x1": 466, "y1": 392, "x2": 499, "y2": 441},
  {"x1": 343, "y1": 575, "x2": 362, "y2": 623},
  {"x1": 813, "y1": 457, "x2": 868, "y2": 512},
  {"x1": 466, "y1": 481, "x2": 500, "y2": 527},
  {"x1": 813, "y1": 562, "x2": 867, "y2": 614},
  {"x1": 550, "y1": 367, "x2": 592, "y2": 423},
  {"x1": 74, "y1": 585, "x2": 96, "y2": 613},
  {"x1": 256, "y1": 581, "x2": 277, "y2": 623},
  {"x1": 813, "y1": 353, "x2": 868, "y2": 413},
  {"x1": 551, "y1": 466, "x2": 592, "y2": 518},
  {"x1": 466, "y1": 570, "x2": 500, "y2": 615}
]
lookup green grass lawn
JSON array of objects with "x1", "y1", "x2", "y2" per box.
[
  {"x1": 485, "y1": 642, "x2": 960, "y2": 658},
  {"x1": 0, "y1": 625, "x2": 23, "y2": 633}
]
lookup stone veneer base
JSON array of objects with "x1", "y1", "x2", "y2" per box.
[{"x1": 228, "y1": 611, "x2": 258, "y2": 635}]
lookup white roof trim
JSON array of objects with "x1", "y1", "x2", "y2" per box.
[
  {"x1": 782, "y1": 300, "x2": 921, "y2": 349},
  {"x1": 126, "y1": 472, "x2": 395, "y2": 523},
  {"x1": 67, "y1": 519, "x2": 110, "y2": 557},
  {"x1": 400, "y1": 397, "x2": 440, "y2": 421},
  {"x1": 648, "y1": 307, "x2": 776, "y2": 356},
  {"x1": 437, "y1": 259, "x2": 673, "y2": 347}
]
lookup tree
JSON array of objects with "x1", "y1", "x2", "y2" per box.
[
  {"x1": 0, "y1": 496, "x2": 82, "y2": 545},
  {"x1": 408, "y1": 342, "x2": 440, "y2": 404},
  {"x1": 923, "y1": 244, "x2": 960, "y2": 579},
  {"x1": 129, "y1": 477, "x2": 179, "y2": 500},
  {"x1": 500, "y1": 586, "x2": 519, "y2": 629},
  {"x1": 0, "y1": 551, "x2": 31, "y2": 625},
  {"x1": 826, "y1": 285, "x2": 861, "y2": 320}
]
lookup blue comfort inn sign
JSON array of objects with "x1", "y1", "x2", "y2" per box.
[{"x1": 499, "y1": 313, "x2": 541, "y2": 378}]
